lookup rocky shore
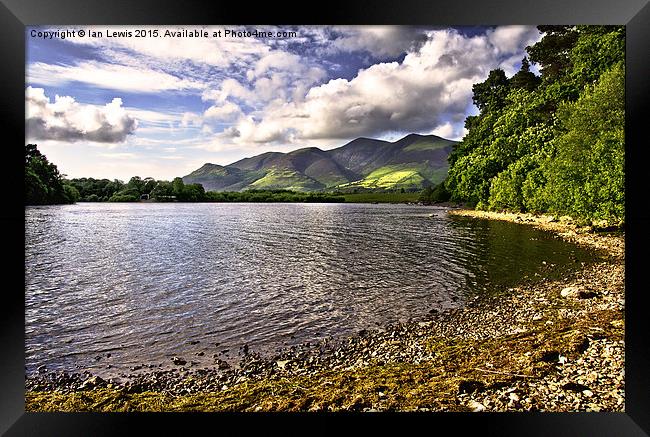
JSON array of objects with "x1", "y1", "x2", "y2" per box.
[{"x1": 26, "y1": 209, "x2": 625, "y2": 412}]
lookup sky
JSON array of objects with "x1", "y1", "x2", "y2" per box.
[{"x1": 25, "y1": 25, "x2": 543, "y2": 181}]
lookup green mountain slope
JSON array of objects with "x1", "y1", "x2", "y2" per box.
[
  {"x1": 182, "y1": 133, "x2": 456, "y2": 192},
  {"x1": 181, "y1": 163, "x2": 264, "y2": 191}
]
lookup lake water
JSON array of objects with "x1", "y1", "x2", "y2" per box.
[{"x1": 25, "y1": 203, "x2": 597, "y2": 377}]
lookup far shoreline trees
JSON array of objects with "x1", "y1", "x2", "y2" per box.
[{"x1": 68, "y1": 175, "x2": 345, "y2": 203}]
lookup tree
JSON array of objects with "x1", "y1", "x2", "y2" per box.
[
  {"x1": 143, "y1": 177, "x2": 157, "y2": 194},
  {"x1": 25, "y1": 144, "x2": 73, "y2": 205},
  {"x1": 150, "y1": 181, "x2": 173, "y2": 200},
  {"x1": 510, "y1": 58, "x2": 541, "y2": 91},
  {"x1": 182, "y1": 183, "x2": 206, "y2": 202},
  {"x1": 445, "y1": 25, "x2": 624, "y2": 225},
  {"x1": 526, "y1": 25, "x2": 578, "y2": 81},
  {"x1": 471, "y1": 69, "x2": 510, "y2": 112},
  {"x1": 419, "y1": 183, "x2": 451, "y2": 204},
  {"x1": 127, "y1": 176, "x2": 145, "y2": 195},
  {"x1": 63, "y1": 184, "x2": 80, "y2": 203},
  {"x1": 543, "y1": 62, "x2": 625, "y2": 223},
  {"x1": 172, "y1": 177, "x2": 185, "y2": 196},
  {"x1": 569, "y1": 26, "x2": 625, "y2": 87}
]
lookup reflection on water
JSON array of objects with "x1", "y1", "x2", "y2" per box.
[{"x1": 25, "y1": 203, "x2": 596, "y2": 376}]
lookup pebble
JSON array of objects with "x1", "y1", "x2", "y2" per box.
[
  {"x1": 171, "y1": 357, "x2": 187, "y2": 366},
  {"x1": 561, "y1": 287, "x2": 579, "y2": 298},
  {"x1": 467, "y1": 400, "x2": 485, "y2": 412}
]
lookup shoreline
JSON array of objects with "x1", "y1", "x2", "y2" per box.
[{"x1": 25, "y1": 208, "x2": 625, "y2": 412}]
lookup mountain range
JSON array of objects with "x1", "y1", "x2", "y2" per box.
[{"x1": 182, "y1": 133, "x2": 456, "y2": 192}]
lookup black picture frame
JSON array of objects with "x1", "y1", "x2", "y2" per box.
[{"x1": 2, "y1": 0, "x2": 648, "y2": 434}]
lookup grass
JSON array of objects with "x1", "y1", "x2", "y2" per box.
[
  {"x1": 336, "y1": 166, "x2": 426, "y2": 190},
  {"x1": 335, "y1": 164, "x2": 448, "y2": 191},
  {"x1": 403, "y1": 139, "x2": 452, "y2": 152},
  {"x1": 249, "y1": 169, "x2": 321, "y2": 192},
  {"x1": 340, "y1": 192, "x2": 421, "y2": 203}
]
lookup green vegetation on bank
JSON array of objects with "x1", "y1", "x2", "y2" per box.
[
  {"x1": 25, "y1": 144, "x2": 79, "y2": 205},
  {"x1": 341, "y1": 191, "x2": 421, "y2": 203},
  {"x1": 418, "y1": 184, "x2": 452, "y2": 204},
  {"x1": 25, "y1": 154, "x2": 346, "y2": 204},
  {"x1": 205, "y1": 189, "x2": 344, "y2": 203},
  {"x1": 443, "y1": 25, "x2": 625, "y2": 226},
  {"x1": 62, "y1": 172, "x2": 346, "y2": 203}
]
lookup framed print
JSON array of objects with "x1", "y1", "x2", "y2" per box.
[{"x1": 3, "y1": 0, "x2": 649, "y2": 434}]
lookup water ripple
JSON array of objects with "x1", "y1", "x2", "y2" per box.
[{"x1": 25, "y1": 203, "x2": 595, "y2": 376}]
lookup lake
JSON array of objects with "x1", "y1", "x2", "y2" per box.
[{"x1": 25, "y1": 202, "x2": 597, "y2": 377}]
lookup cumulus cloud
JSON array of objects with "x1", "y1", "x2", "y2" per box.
[
  {"x1": 204, "y1": 101, "x2": 243, "y2": 122},
  {"x1": 246, "y1": 50, "x2": 302, "y2": 79},
  {"x1": 202, "y1": 78, "x2": 255, "y2": 104},
  {"x1": 216, "y1": 27, "x2": 541, "y2": 145},
  {"x1": 26, "y1": 87, "x2": 137, "y2": 143},
  {"x1": 202, "y1": 53, "x2": 326, "y2": 110},
  {"x1": 429, "y1": 121, "x2": 467, "y2": 141}
]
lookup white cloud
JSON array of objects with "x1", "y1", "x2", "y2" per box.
[
  {"x1": 125, "y1": 108, "x2": 184, "y2": 124},
  {"x1": 28, "y1": 61, "x2": 204, "y2": 93},
  {"x1": 202, "y1": 78, "x2": 255, "y2": 103},
  {"x1": 204, "y1": 101, "x2": 243, "y2": 122},
  {"x1": 202, "y1": 60, "x2": 326, "y2": 111},
  {"x1": 181, "y1": 112, "x2": 203, "y2": 128},
  {"x1": 428, "y1": 121, "x2": 468, "y2": 141},
  {"x1": 247, "y1": 50, "x2": 302, "y2": 79},
  {"x1": 213, "y1": 26, "x2": 541, "y2": 146},
  {"x1": 26, "y1": 86, "x2": 138, "y2": 143},
  {"x1": 487, "y1": 25, "x2": 541, "y2": 55},
  {"x1": 64, "y1": 26, "x2": 270, "y2": 69}
]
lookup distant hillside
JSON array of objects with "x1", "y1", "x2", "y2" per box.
[{"x1": 183, "y1": 134, "x2": 456, "y2": 192}]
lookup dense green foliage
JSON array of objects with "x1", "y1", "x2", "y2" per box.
[
  {"x1": 66, "y1": 176, "x2": 205, "y2": 202},
  {"x1": 25, "y1": 144, "x2": 78, "y2": 205},
  {"x1": 445, "y1": 25, "x2": 625, "y2": 225},
  {"x1": 66, "y1": 177, "x2": 126, "y2": 202},
  {"x1": 341, "y1": 191, "x2": 420, "y2": 203},
  {"x1": 418, "y1": 183, "x2": 451, "y2": 204},
  {"x1": 205, "y1": 189, "x2": 345, "y2": 203}
]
